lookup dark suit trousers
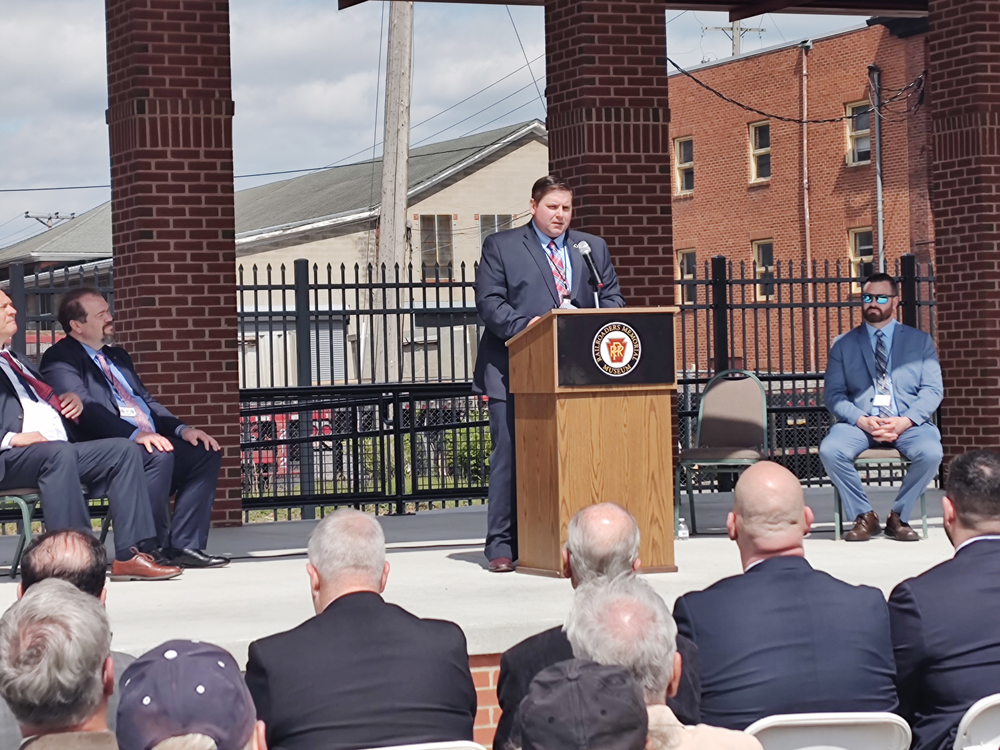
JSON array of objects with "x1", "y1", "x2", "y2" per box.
[
  {"x1": 486, "y1": 396, "x2": 517, "y2": 561},
  {"x1": 141, "y1": 438, "x2": 221, "y2": 550},
  {"x1": 0, "y1": 439, "x2": 156, "y2": 557}
]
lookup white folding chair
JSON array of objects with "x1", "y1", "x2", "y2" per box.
[
  {"x1": 356, "y1": 742, "x2": 487, "y2": 750},
  {"x1": 745, "y1": 712, "x2": 911, "y2": 750},
  {"x1": 954, "y1": 694, "x2": 1000, "y2": 749}
]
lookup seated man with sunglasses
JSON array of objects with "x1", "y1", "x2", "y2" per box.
[{"x1": 820, "y1": 272, "x2": 943, "y2": 541}]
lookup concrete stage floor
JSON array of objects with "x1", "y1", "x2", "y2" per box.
[{"x1": 0, "y1": 486, "x2": 952, "y2": 667}]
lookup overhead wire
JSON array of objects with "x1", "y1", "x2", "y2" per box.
[{"x1": 505, "y1": 6, "x2": 545, "y2": 113}]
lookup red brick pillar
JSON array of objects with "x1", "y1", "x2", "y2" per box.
[
  {"x1": 105, "y1": 0, "x2": 241, "y2": 525},
  {"x1": 544, "y1": 0, "x2": 674, "y2": 306},
  {"x1": 927, "y1": 0, "x2": 1000, "y2": 459}
]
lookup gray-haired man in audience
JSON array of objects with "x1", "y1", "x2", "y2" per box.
[
  {"x1": 494, "y1": 503, "x2": 701, "y2": 750},
  {"x1": 0, "y1": 529, "x2": 135, "y2": 747},
  {"x1": 0, "y1": 578, "x2": 117, "y2": 748},
  {"x1": 567, "y1": 576, "x2": 761, "y2": 750}
]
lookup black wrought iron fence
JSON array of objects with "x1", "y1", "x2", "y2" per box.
[{"x1": 0, "y1": 252, "x2": 936, "y2": 520}]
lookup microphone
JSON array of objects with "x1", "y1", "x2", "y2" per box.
[{"x1": 576, "y1": 241, "x2": 605, "y2": 289}]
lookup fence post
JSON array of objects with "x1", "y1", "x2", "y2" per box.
[
  {"x1": 293, "y1": 259, "x2": 316, "y2": 519},
  {"x1": 900, "y1": 253, "x2": 917, "y2": 329},
  {"x1": 9, "y1": 263, "x2": 26, "y2": 356},
  {"x1": 711, "y1": 256, "x2": 729, "y2": 373}
]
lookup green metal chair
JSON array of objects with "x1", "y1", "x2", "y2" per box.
[
  {"x1": 0, "y1": 488, "x2": 41, "y2": 579},
  {"x1": 675, "y1": 369, "x2": 769, "y2": 535},
  {"x1": 832, "y1": 448, "x2": 928, "y2": 540}
]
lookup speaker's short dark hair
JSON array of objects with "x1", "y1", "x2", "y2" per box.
[
  {"x1": 531, "y1": 175, "x2": 574, "y2": 203},
  {"x1": 946, "y1": 450, "x2": 1000, "y2": 528},
  {"x1": 57, "y1": 287, "x2": 104, "y2": 334},
  {"x1": 21, "y1": 529, "x2": 107, "y2": 599},
  {"x1": 863, "y1": 272, "x2": 899, "y2": 296}
]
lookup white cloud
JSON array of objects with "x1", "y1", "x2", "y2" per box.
[{"x1": 0, "y1": 2, "x2": 863, "y2": 249}]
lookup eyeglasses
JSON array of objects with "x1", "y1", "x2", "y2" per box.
[{"x1": 861, "y1": 294, "x2": 896, "y2": 304}]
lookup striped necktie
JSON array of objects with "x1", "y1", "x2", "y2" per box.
[
  {"x1": 0, "y1": 351, "x2": 71, "y2": 418},
  {"x1": 875, "y1": 330, "x2": 892, "y2": 418},
  {"x1": 546, "y1": 240, "x2": 569, "y2": 300},
  {"x1": 95, "y1": 351, "x2": 156, "y2": 433}
]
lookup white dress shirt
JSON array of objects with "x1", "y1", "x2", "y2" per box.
[{"x1": 0, "y1": 355, "x2": 68, "y2": 449}]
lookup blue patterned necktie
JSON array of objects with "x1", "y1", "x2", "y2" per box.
[{"x1": 875, "y1": 330, "x2": 892, "y2": 418}]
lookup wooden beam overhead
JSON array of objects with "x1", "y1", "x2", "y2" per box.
[
  {"x1": 729, "y1": 0, "x2": 809, "y2": 21},
  {"x1": 339, "y1": 0, "x2": 926, "y2": 14}
]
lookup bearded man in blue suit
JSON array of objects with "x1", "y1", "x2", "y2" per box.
[{"x1": 820, "y1": 272, "x2": 943, "y2": 542}]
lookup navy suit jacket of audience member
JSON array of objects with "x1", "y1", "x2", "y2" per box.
[
  {"x1": 40, "y1": 336, "x2": 185, "y2": 441},
  {"x1": 493, "y1": 626, "x2": 702, "y2": 750},
  {"x1": 890, "y1": 538, "x2": 1000, "y2": 750},
  {"x1": 245, "y1": 591, "x2": 477, "y2": 750},
  {"x1": 673, "y1": 556, "x2": 898, "y2": 730}
]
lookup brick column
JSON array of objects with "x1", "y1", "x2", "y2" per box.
[
  {"x1": 544, "y1": 0, "x2": 674, "y2": 306},
  {"x1": 105, "y1": 0, "x2": 241, "y2": 525},
  {"x1": 927, "y1": 0, "x2": 1000, "y2": 459}
]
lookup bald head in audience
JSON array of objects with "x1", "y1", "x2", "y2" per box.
[
  {"x1": 563, "y1": 503, "x2": 641, "y2": 587},
  {"x1": 726, "y1": 462, "x2": 813, "y2": 570}
]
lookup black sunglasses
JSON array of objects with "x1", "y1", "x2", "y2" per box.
[{"x1": 861, "y1": 294, "x2": 896, "y2": 304}]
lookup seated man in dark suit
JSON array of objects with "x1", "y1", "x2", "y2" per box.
[
  {"x1": 245, "y1": 509, "x2": 477, "y2": 750},
  {"x1": 0, "y1": 290, "x2": 180, "y2": 582},
  {"x1": 494, "y1": 503, "x2": 701, "y2": 750},
  {"x1": 41, "y1": 288, "x2": 226, "y2": 569},
  {"x1": 890, "y1": 450, "x2": 1000, "y2": 750},
  {"x1": 673, "y1": 461, "x2": 897, "y2": 730}
]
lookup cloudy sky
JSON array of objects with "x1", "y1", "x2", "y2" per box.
[{"x1": 0, "y1": 1, "x2": 865, "y2": 249}]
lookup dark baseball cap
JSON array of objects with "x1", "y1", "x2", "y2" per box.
[
  {"x1": 519, "y1": 659, "x2": 648, "y2": 750},
  {"x1": 116, "y1": 640, "x2": 256, "y2": 750}
]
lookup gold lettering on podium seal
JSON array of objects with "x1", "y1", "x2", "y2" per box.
[{"x1": 592, "y1": 322, "x2": 641, "y2": 377}]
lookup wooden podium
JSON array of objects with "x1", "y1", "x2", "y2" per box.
[{"x1": 506, "y1": 307, "x2": 679, "y2": 576}]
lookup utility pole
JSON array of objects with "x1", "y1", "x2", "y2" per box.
[
  {"x1": 868, "y1": 64, "x2": 886, "y2": 273},
  {"x1": 701, "y1": 20, "x2": 765, "y2": 57},
  {"x1": 25, "y1": 212, "x2": 75, "y2": 229},
  {"x1": 376, "y1": 0, "x2": 413, "y2": 382}
]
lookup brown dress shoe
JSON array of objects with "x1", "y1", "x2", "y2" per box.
[
  {"x1": 488, "y1": 557, "x2": 515, "y2": 573},
  {"x1": 885, "y1": 511, "x2": 920, "y2": 541},
  {"x1": 844, "y1": 511, "x2": 881, "y2": 541},
  {"x1": 110, "y1": 549, "x2": 183, "y2": 581}
]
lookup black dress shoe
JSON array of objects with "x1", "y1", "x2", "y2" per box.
[{"x1": 165, "y1": 547, "x2": 230, "y2": 568}]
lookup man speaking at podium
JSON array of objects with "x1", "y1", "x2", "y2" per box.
[{"x1": 473, "y1": 176, "x2": 624, "y2": 572}]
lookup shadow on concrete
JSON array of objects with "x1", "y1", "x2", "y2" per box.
[{"x1": 447, "y1": 549, "x2": 490, "y2": 570}]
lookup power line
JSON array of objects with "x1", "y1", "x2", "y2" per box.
[
  {"x1": 0, "y1": 215, "x2": 24, "y2": 231},
  {"x1": 506, "y1": 6, "x2": 546, "y2": 113},
  {"x1": 666, "y1": 55, "x2": 924, "y2": 124},
  {"x1": 667, "y1": 10, "x2": 688, "y2": 24},
  {"x1": 459, "y1": 96, "x2": 540, "y2": 139}
]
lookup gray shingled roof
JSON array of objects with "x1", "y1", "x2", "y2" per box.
[{"x1": 0, "y1": 120, "x2": 546, "y2": 267}]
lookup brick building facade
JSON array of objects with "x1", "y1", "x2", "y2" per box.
[{"x1": 668, "y1": 22, "x2": 932, "y2": 374}]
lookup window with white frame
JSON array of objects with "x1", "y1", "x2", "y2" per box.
[
  {"x1": 849, "y1": 228, "x2": 875, "y2": 292},
  {"x1": 479, "y1": 214, "x2": 514, "y2": 246},
  {"x1": 750, "y1": 122, "x2": 771, "y2": 181},
  {"x1": 420, "y1": 215, "x2": 453, "y2": 279},
  {"x1": 675, "y1": 138, "x2": 694, "y2": 193},
  {"x1": 847, "y1": 103, "x2": 872, "y2": 165},
  {"x1": 752, "y1": 240, "x2": 775, "y2": 301},
  {"x1": 677, "y1": 249, "x2": 697, "y2": 305}
]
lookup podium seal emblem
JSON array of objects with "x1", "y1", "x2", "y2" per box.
[{"x1": 592, "y1": 322, "x2": 641, "y2": 377}]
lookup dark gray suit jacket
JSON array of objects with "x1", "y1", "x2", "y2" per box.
[
  {"x1": 245, "y1": 592, "x2": 477, "y2": 750},
  {"x1": 674, "y1": 556, "x2": 898, "y2": 730},
  {"x1": 472, "y1": 223, "x2": 624, "y2": 400},
  {"x1": 889, "y1": 538, "x2": 1000, "y2": 750}
]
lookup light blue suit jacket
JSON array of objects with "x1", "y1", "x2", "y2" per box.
[{"x1": 824, "y1": 323, "x2": 943, "y2": 427}]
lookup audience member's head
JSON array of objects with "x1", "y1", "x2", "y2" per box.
[
  {"x1": 563, "y1": 503, "x2": 641, "y2": 587},
  {"x1": 116, "y1": 640, "x2": 264, "y2": 750},
  {"x1": 20, "y1": 528, "x2": 108, "y2": 601},
  {"x1": 565, "y1": 576, "x2": 679, "y2": 705},
  {"x1": 306, "y1": 509, "x2": 389, "y2": 613},
  {"x1": 518, "y1": 659, "x2": 648, "y2": 750},
  {"x1": 728, "y1": 461, "x2": 813, "y2": 568},
  {"x1": 0, "y1": 578, "x2": 113, "y2": 736},
  {"x1": 943, "y1": 450, "x2": 1000, "y2": 546}
]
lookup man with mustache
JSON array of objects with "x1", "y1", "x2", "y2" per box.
[
  {"x1": 41, "y1": 288, "x2": 227, "y2": 569},
  {"x1": 819, "y1": 272, "x2": 943, "y2": 542}
]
